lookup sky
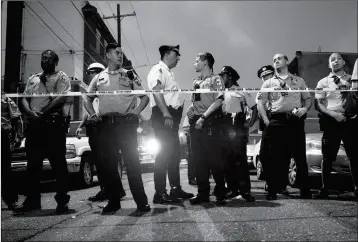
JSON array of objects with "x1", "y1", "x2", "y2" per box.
[{"x1": 92, "y1": 1, "x2": 357, "y2": 119}]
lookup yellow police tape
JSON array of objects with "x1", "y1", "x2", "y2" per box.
[{"x1": 5, "y1": 88, "x2": 358, "y2": 98}]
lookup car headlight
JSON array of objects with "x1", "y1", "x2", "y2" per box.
[
  {"x1": 143, "y1": 139, "x2": 160, "y2": 155},
  {"x1": 66, "y1": 144, "x2": 77, "y2": 159}
]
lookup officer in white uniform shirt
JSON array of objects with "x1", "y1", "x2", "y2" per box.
[
  {"x1": 147, "y1": 45, "x2": 194, "y2": 204},
  {"x1": 219, "y1": 66, "x2": 256, "y2": 202}
]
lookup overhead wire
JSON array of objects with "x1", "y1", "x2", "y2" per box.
[
  {"x1": 129, "y1": 1, "x2": 151, "y2": 67},
  {"x1": 95, "y1": 1, "x2": 116, "y2": 40}
]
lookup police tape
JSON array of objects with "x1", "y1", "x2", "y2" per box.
[{"x1": 4, "y1": 88, "x2": 358, "y2": 98}]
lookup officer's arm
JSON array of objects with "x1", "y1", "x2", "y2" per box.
[
  {"x1": 202, "y1": 76, "x2": 224, "y2": 118},
  {"x1": 78, "y1": 113, "x2": 88, "y2": 129},
  {"x1": 137, "y1": 95, "x2": 150, "y2": 114},
  {"x1": 249, "y1": 105, "x2": 259, "y2": 127},
  {"x1": 21, "y1": 97, "x2": 33, "y2": 116},
  {"x1": 42, "y1": 73, "x2": 70, "y2": 115},
  {"x1": 84, "y1": 75, "x2": 98, "y2": 116},
  {"x1": 202, "y1": 98, "x2": 223, "y2": 118},
  {"x1": 256, "y1": 82, "x2": 270, "y2": 124}
]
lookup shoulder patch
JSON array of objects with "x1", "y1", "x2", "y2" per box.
[{"x1": 134, "y1": 78, "x2": 142, "y2": 86}]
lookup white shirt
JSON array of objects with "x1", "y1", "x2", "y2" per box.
[
  {"x1": 223, "y1": 85, "x2": 256, "y2": 114},
  {"x1": 147, "y1": 61, "x2": 182, "y2": 109}
]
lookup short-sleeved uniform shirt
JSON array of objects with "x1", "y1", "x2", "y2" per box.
[
  {"x1": 223, "y1": 84, "x2": 256, "y2": 114},
  {"x1": 352, "y1": 59, "x2": 358, "y2": 81},
  {"x1": 191, "y1": 73, "x2": 225, "y2": 116},
  {"x1": 23, "y1": 71, "x2": 71, "y2": 113},
  {"x1": 315, "y1": 72, "x2": 352, "y2": 113},
  {"x1": 147, "y1": 61, "x2": 182, "y2": 109},
  {"x1": 257, "y1": 73, "x2": 310, "y2": 113},
  {"x1": 87, "y1": 68, "x2": 145, "y2": 116},
  {"x1": 1, "y1": 93, "x2": 22, "y2": 130}
]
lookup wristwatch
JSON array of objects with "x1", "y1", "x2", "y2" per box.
[{"x1": 200, "y1": 114, "x2": 206, "y2": 120}]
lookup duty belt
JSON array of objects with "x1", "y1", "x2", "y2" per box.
[
  {"x1": 269, "y1": 112, "x2": 306, "y2": 121},
  {"x1": 101, "y1": 115, "x2": 127, "y2": 124}
]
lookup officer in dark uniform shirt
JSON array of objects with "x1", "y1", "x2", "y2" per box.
[{"x1": 84, "y1": 43, "x2": 150, "y2": 214}]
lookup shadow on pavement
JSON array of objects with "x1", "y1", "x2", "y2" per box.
[{"x1": 12, "y1": 208, "x2": 77, "y2": 217}]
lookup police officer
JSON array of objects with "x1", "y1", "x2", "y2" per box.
[
  {"x1": 219, "y1": 66, "x2": 256, "y2": 202},
  {"x1": 147, "y1": 45, "x2": 194, "y2": 204},
  {"x1": 84, "y1": 43, "x2": 150, "y2": 214},
  {"x1": 315, "y1": 53, "x2": 358, "y2": 199},
  {"x1": 187, "y1": 52, "x2": 227, "y2": 205},
  {"x1": 18, "y1": 50, "x2": 71, "y2": 214},
  {"x1": 257, "y1": 53, "x2": 312, "y2": 200},
  {"x1": 1, "y1": 89, "x2": 23, "y2": 210},
  {"x1": 182, "y1": 116, "x2": 196, "y2": 185},
  {"x1": 76, "y1": 63, "x2": 126, "y2": 202}
]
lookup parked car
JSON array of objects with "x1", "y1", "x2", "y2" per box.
[
  {"x1": 252, "y1": 133, "x2": 353, "y2": 190},
  {"x1": 11, "y1": 121, "x2": 157, "y2": 187}
]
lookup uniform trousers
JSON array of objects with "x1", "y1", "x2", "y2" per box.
[
  {"x1": 186, "y1": 134, "x2": 196, "y2": 181},
  {"x1": 151, "y1": 106, "x2": 183, "y2": 194},
  {"x1": 221, "y1": 116, "x2": 252, "y2": 195},
  {"x1": 190, "y1": 122, "x2": 226, "y2": 198},
  {"x1": 320, "y1": 115, "x2": 358, "y2": 191},
  {"x1": 25, "y1": 117, "x2": 70, "y2": 204},
  {"x1": 94, "y1": 117, "x2": 148, "y2": 206},
  {"x1": 1, "y1": 128, "x2": 18, "y2": 205},
  {"x1": 260, "y1": 113, "x2": 309, "y2": 195}
]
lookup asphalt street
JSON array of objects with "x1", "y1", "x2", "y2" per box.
[{"x1": 1, "y1": 166, "x2": 357, "y2": 241}]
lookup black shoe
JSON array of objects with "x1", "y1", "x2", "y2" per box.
[
  {"x1": 242, "y1": 193, "x2": 255, "y2": 202},
  {"x1": 300, "y1": 189, "x2": 312, "y2": 199},
  {"x1": 170, "y1": 187, "x2": 194, "y2": 199},
  {"x1": 15, "y1": 198, "x2": 41, "y2": 212},
  {"x1": 278, "y1": 188, "x2": 290, "y2": 196},
  {"x1": 189, "y1": 195, "x2": 210, "y2": 205},
  {"x1": 101, "y1": 201, "x2": 121, "y2": 215},
  {"x1": 88, "y1": 191, "x2": 108, "y2": 202},
  {"x1": 216, "y1": 197, "x2": 227, "y2": 206},
  {"x1": 56, "y1": 204, "x2": 69, "y2": 214},
  {"x1": 315, "y1": 189, "x2": 329, "y2": 199},
  {"x1": 266, "y1": 193, "x2": 277, "y2": 201},
  {"x1": 225, "y1": 191, "x2": 239, "y2": 199},
  {"x1": 6, "y1": 201, "x2": 20, "y2": 211},
  {"x1": 153, "y1": 192, "x2": 181, "y2": 204},
  {"x1": 137, "y1": 204, "x2": 151, "y2": 213},
  {"x1": 189, "y1": 179, "x2": 197, "y2": 185}
]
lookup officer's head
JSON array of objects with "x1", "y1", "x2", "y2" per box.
[
  {"x1": 219, "y1": 66, "x2": 240, "y2": 88},
  {"x1": 86, "y1": 62, "x2": 105, "y2": 84},
  {"x1": 41, "y1": 50, "x2": 59, "y2": 74},
  {"x1": 159, "y1": 45, "x2": 180, "y2": 69},
  {"x1": 273, "y1": 53, "x2": 289, "y2": 71},
  {"x1": 257, "y1": 65, "x2": 275, "y2": 82},
  {"x1": 106, "y1": 43, "x2": 123, "y2": 67},
  {"x1": 328, "y1": 53, "x2": 345, "y2": 73},
  {"x1": 194, "y1": 52, "x2": 215, "y2": 73}
]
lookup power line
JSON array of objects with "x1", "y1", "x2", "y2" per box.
[
  {"x1": 95, "y1": 1, "x2": 116, "y2": 40},
  {"x1": 38, "y1": 1, "x2": 98, "y2": 65},
  {"x1": 24, "y1": 2, "x2": 73, "y2": 51},
  {"x1": 129, "y1": 1, "x2": 151, "y2": 67},
  {"x1": 23, "y1": 6, "x2": 89, "y2": 71},
  {"x1": 70, "y1": 1, "x2": 106, "y2": 49}
]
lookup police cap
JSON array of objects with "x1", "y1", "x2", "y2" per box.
[
  {"x1": 257, "y1": 65, "x2": 274, "y2": 78},
  {"x1": 159, "y1": 45, "x2": 180, "y2": 56},
  {"x1": 87, "y1": 63, "x2": 105, "y2": 71},
  {"x1": 218, "y1": 66, "x2": 240, "y2": 82}
]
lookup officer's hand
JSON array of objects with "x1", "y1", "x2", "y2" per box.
[
  {"x1": 75, "y1": 128, "x2": 82, "y2": 139},
  {"x1": 263, "y1": 118, "x2": 270, "y2": 127},
  {"x1": 164, "y1": 117, "x2": 173, "y2": 129},
  {"x1": 187, "y1": 106, "x2": 195, "y2": 120},
  {"x1": 29, "y1": 110, "x2": 41, "y2": 119},
  {"x1": 89, "y1": 113, "x2": 102, "y2": 123},
  {"x1": 295, "y1": 107, "x2": 307, "y2": 118},
  {"x1": 195, "y1": 118, "x2": 204, "y2": 130},
  {"x1": 332, "y1": 112, "x2": 346, "y2": 122}
]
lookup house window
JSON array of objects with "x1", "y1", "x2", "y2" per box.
[{"x1": 96, "y1": 28, "x2": 101, "y2": 53}]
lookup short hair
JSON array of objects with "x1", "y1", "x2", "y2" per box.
[
  {"x1": 106, "y1": 42, "x2": 121, "y2": 53},
  {"x1": 41, "y1": 50, "x2": 59, "y2": 63},
  {"x1": 329, "y1": 53, "x2": 343, "y2": 62},
  {"x1": 197, "y1": 52, "x2": 215, "y2": 70}
]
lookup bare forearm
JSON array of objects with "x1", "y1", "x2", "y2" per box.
[
  {"x1": 257, "y1": 101, "x2": 269, "y2": 123},
  {"x1": 153, "y1": 93, "x2": 170, "y2": 117},
  {"x1": 137, "y1": 95, "x2": 149, "y2": 113},
  {"x1": 250, "y1": 105, "x2": 259, "y2": 125},
  {"x1": 303, "y1": 97, "x2": 312, "y2": 110},
  {"x1": 21, "y1": 98, "x2": 32, "y2": 115},
  {"x1": 203, "y1": 99, "x2": 223, "y2": 118},
  {"x1": 42, "y1": 96, "x2": 67, "y2": 115},
  {"x1": 316, "y1": 99, "x2": 335, "y2": 117},
  {"x1": 84, "y1": 96, "x2": 96, "y2": 116}
]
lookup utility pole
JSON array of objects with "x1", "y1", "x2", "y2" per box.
[{"x1": 103, "y1": 3, "x2": 136, "y2": 47}]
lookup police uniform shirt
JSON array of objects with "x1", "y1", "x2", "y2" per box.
[
  {"x1": 1, "y1": 93, "x2": 22, "y2": 130},
  {"x1": 87, "y1": 68, "x2": 145, "y2": 116},
  {"x1": 23, "y1": 71, "x2": 71, "y2": 113},
  {"x1": 223, "y1": 85, "x2": 256, "y2": 114},
  {"x1": 352, "y1": 58, "x2": 358, "y2": 81},
  {"x1": 192, "y1": 74, "x2": 225, "y2": 115},
  {"x1": 147, "y1": 61, "x2": 182, "y2": 109},
  {"x1": 315, "y1": 72, "x2": 352, "y2": 113},
  {"x1": 257, "y1": 73, "x2": 310, "y2": 113}
]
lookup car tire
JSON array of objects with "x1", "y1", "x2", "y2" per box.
[
  {"x1": 256, "y1": 158, "x2": 265, "y2": 180},
  {"x1": 288, "y1": 158, "x2": 298, "y2": 187},
  {"x1": 79, "y1": 155, "x2": 94, "y2": 187}
]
